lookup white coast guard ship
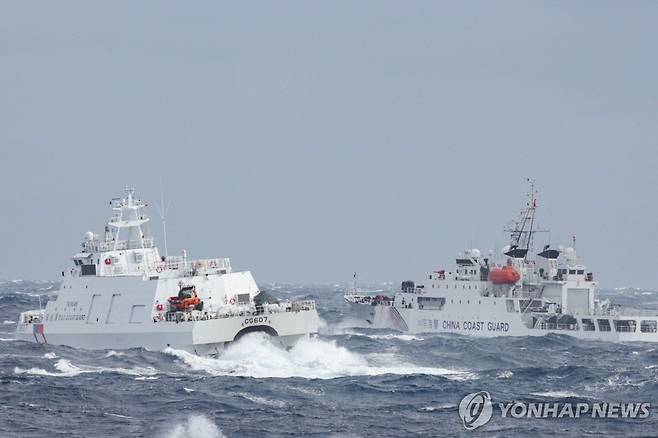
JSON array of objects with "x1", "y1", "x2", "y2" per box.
[
  {"x1": 16, "y1": 188, "x2": 319, "y2": 355},
  {"x1": 346, "y1": 182, "x2": 658, "y2": 342}
]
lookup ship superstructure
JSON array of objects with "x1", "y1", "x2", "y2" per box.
[
  {"x1": 346, "y1": 182, "x2": 658, "y2": 341},
  {"x1": 16, "y1": 188, "x2": 319, "y2": 354}
]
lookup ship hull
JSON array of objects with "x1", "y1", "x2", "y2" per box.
[
  {"x1": 16, "y1": 273, "x2": 319, "y2": 354},
  {"x1": 15, "y1": 310, "x2": 318, "y2": 354},
  {"x1": 348, "y1": 295, "x2": 658, "y2": 342}
]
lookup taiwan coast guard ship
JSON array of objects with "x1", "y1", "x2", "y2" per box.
[
  {"x1": 346, "y1": 182, "x2": 658, "y2": 342},
  {"x1": 16, "y1": 188, "x2": 319, "y2": 355}
]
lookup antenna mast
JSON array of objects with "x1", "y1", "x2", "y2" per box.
[
  {"x1": 156, "y1": 179, "x2": 171, "y2": 258},
  {"x1": 504, "y1": 178, "x2": 547, "y2": 260}
]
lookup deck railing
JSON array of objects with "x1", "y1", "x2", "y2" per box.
[
  {"x1": 83, "y1": 238, "x2": 155, "y2": 252},
  {"x1": 536, "y1": 323, "x2": 580, "y2": 331},
  {"x1": 149, "y1": 257, "x2": 231, "y2": 275},
  {"x1": 158, "y1": 299, "x2": 316, "y2": 323}
]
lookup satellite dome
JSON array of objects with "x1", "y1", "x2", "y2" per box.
[
  {"x1": 471, "y1": 248, "x2": 481, "y2": 258},
  {"x1": 84, "y1": 231, "x2": 94, "y2": 241}
]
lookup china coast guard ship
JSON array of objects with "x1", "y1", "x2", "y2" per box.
[
  {"x1": 346, "y1": 182, "x2": 658, "y2": 342},
  {"x1": 16, "y1": 188, "x2": 319, "y2": 355}
]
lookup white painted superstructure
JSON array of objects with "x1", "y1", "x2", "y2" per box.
[
  {"x1": 16, "y1": 188, "x2": 319, "y2": 354},
  {"x1": 346, "y1": 181, "x2": 658, "y2": 342}
]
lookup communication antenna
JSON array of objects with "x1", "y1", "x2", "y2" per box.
[{"x1": 155, "y1": 179, "x2": 172, "y2": 258}]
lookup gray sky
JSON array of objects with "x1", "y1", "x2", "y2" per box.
[{"x1": 1, "y1": 2, "x2": 657, "y2": 288}]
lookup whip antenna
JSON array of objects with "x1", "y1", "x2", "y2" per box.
[{"x1": 155, "y1": 179, "x2": 172, "y2": 258}]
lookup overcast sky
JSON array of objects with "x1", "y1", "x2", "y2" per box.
[{"x1": 1, "y1": 2, "x2": 657, "y2": 288}]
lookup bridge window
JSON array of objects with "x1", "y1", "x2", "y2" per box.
[
  {"x1": 597, "y1": 319, "x2": 611, "y2": 332},
  {"x1": 641, "y1": 320, "x2": 657, "y2": 333},
  {"x1": 613, "y1": 319, "x2": 636, "y2": 332},
  {"x1": 581, "y1": 319, "x2": 595, "y2": 331},
  {"x1": 418, "y1": 297, "x2": 446, "y2": 310}
]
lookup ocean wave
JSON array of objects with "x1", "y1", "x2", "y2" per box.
[
  {"x1": 14, "y1": 358, "x2": 160, "y2": 378},
  {"x1": 165, "y1": 415, "x2": 225, "y2": 438},
  {"x1": 530, "y1": 390, "x2": 583, "y2": 398},
  {"x1": 104, "y1": 412, "x2": 133, "y2": 420},
  {"x1": 288, "y1": 385, "x2": 325, "y2": 397},
  {"x1": 164, "y1": 332, "x2": 473, "y2": 380},
  {"x1": 359, "y1": 333, "x2": 425, "y2": 342},
  {"x1": 418, "y1": 403, "x2": 456, "y2": 412},
  {"x1": 105, "y1": 350, "x2": 125, "y2": 358},
  {"x1": 233, "y1": 392, "x2": 288, "y2": 408}
]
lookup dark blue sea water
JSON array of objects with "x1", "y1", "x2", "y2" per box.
[{"x1": 1, "y1": 280, "x2": 658, "y2": 437}]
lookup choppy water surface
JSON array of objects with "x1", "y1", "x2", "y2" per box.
[{"x1": 1, "y1": 281, "x2": 657, "y2": 437}]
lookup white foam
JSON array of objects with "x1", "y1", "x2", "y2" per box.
[
  {"x1": 319, "y1": 317, "x2": 380, "y2": 335},
  {"x1": 0, "y1": 337, "x2": 17, "y2": 342},
  {"x1": 165, "y1": 415, "x2": 225, "y2": 438},
  {"x1": 362, "y1": 334, "x2": 425, "y2": 342},
  {"x1": 497, "y1": 370, "x2": 513, "y2": 379},
  {"x1": 164, "y1": 333, "x2": 473, "y2": 380},
  {"x1": 3, "y1": 320, "x2": 15, "y2": 325},
  {"x1": 288, "y1": 386, "x2": 324, "y2": 396},
  {"x1": 234, "y1": 392, "x2": 287, "y2": 408},
  {"x1": 105, "y1": 350, "x2": 125, "y2": 358},
  {"x1": 419, "y1": 403, "x2": 455, "y2": 412},
  {"x1": 43, "y1": 352, "x2": 57, "y2": 359},
  {"x1": 14, "y1": 358, "x2": 159, "y2": 378},
  {"x1": 530, "y1": 390, "x2": 581, "y2": 398},
  {"x1": 104, "y1": 412, "x2": 133, "y2": 419}
]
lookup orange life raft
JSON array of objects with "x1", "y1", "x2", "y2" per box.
[
  {"x1": 168, "y1": 285, "x2": 203, "y2": 311},
  {"x1": 489, "y1": 266, "x2": 520, "y2": 284}
]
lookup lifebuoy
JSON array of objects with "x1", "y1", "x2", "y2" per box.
[
  {"x1": 104, "y1": 258, "x2": 112, "y2": 265},
  {"x1": 229, "y1": 298, "x2": 236, "y2": 305},
  {"x1": 156, "y1": 303, "x2": 164, "y2": 311}
]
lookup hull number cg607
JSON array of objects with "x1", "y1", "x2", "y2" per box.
[{"x1": 243, "y1": 316, "x2": 269, "y2": 326}]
